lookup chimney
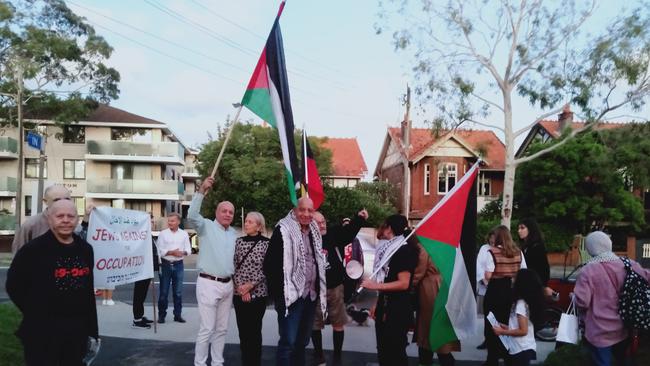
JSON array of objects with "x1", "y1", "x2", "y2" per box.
[{"x1": 558, "y1": 104, "x2": 573, "y2": 133}]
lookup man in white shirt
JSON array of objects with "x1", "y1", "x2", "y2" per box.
[{"x1": 156, "y1": 212, "x2": 191, "y2": 323}]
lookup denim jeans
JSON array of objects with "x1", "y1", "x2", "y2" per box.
[
  {"x1": 158, "y1": 259, "x2": 184, "y2": 318},
  {"x1": 275, "y1": 297, "x2": 317, "y2": 366},
  {"x1": 585, "y1": 338, "x2": 632, "y2": 366}
]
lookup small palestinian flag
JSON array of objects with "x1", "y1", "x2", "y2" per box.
[
  {"x1": 301, "y1": 130, "x2": 324, "y2": 209},
  {"x1": 414, "y1": 161, "x2": 479, "y2": 351},
  {"x1": 241, "y1": 1, "x2": 300, "y2": 205}
]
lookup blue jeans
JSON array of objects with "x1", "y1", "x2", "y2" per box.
[
  {"x1": 585, "y1": 338, "x2": 632, "y2": 366},
  {"x1": 275, "y1": 297, "x2": 317, "y2": 366},
  {"x1": 158, "y1": 260, "x2": 184, "y2": 318}
]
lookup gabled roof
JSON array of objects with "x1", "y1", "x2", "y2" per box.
[
  {"x1": 385, "y1": 127, "x2": 506, "y2": 170},
  {"x1": 83, "y1": 104, "x2": 165, "y2": 125},
  {"x1": 320, "y1": 137, "x2": 367, "y2": 178},
  {"x1": 538, "y1": 120, "x2": 625, "y2": 138}
]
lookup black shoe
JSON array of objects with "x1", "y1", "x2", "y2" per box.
[
  {"x1": 174, "y1": 316, "x2": 186, "y2": 323},
  {"x1": 158, "y1": 317, "x2": 165, "y2": 324},
  {"x1": 477, "y1": 340, "x2": 487, "y2": 349},
  {"x1": 132, "y1": 319, "x2": 151, "y2": 329},
  {"x1": 141, "y1": 317, "x2": 154, "y2": 324}
]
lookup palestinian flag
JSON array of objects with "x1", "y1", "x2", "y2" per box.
[
  {"x1": 241, "y1": 1, "x2": 300, "y2": 205},
  {"x1": 414, "y1": 160, "x2": 479, "y2": 351},
  {"x1": 301, "y1": 130, "x2": 325, "y2": 209}
]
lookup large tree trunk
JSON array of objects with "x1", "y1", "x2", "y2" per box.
[{"x1": 500, "y1": 87, "x2": 515, "y2": 228}]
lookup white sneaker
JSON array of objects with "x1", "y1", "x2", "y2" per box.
[
  {"x1": 106, "y1": 299, "x2": 115, "y2": 306},
  {"x1": 102, "y1": 299, "x2": 107, "y2": 306}
]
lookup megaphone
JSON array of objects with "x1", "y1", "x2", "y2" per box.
[{"x1": 345, "y1": 260, "x2": 363, "y2": 280}]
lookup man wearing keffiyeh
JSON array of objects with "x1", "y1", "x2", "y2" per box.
[{"x1": 264, "y1": 197, "x2": 327, "y2": 366}]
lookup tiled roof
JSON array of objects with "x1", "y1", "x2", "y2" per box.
[
  {"x1": 320, "y1": 137, "x2": 368, "y2": 178},
  {"x1": 388, "y1": 127, "x2": 506, "y2": 170},
  {"x1": 84, "y1": 104, "x2": 165, "y2": 125},
  {"x1": 538, "y1": 120, "x2": 625, "y2": 138}
]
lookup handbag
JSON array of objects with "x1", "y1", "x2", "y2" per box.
[{"x1": 556, "y1": 294, "x2": 579, "y2": 344}]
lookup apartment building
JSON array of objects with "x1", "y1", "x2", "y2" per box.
[{"x1": 0, "y1": 104, "x2": 192, "y2": 250}]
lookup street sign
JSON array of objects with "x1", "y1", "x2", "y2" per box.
[{"x1": 26, "y1": 131, "x2": 42, "y2": 150}]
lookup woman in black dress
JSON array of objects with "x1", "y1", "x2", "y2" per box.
[
  {"x1": 362, "y1": 214, "x2": 419, "y2": 366},
  {"x1": 517, "y1": 218, "x2": 553, "y2": 297}
]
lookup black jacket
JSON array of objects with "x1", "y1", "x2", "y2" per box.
[
  {"x1": 523, "y1": 241, "x2": 550, "y2": 286},
  {"x1": 322, "y1": 216, "x2": 365, "y2": 289},
  {"x1": 6, "y1": 230, "x2": 98, "y2": 342},
  {"x1": 263, "y1": 225, "x2": 320, "y2": 313}
]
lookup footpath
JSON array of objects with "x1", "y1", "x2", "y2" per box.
[{"x1": 93, "y1": 301, "x2": 555, "y2": 365}]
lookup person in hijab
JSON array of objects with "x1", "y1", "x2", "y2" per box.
[{"x1": 574, "y1": 231, "x2": 650, "y2": 366}]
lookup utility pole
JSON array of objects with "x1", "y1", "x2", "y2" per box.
[
  {"x1": 14, "y1": 63, "x2": 24, "y2": 229},
  {"x1": 401, "y1": 85, "x2": 411, "y2": 220}
]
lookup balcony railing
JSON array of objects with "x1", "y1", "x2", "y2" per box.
[
  {"x1": 182, "y1": 166, "x2": 200, "y2": 177},
  {"x1": 87, "y1": 179, "x2": 184, "y2": 196},
  {"x1": 86, "y1": 140, "x2": 185, "y2": 164},
  {"x1": 0, "y1": 136, "x2": 18, "y2": 157},
  {"x1": 0, "y1": 176, "x2": 17, "y2": 194},
  {"x1": 0, "y1": 214, "x2": 15, "y2": 231}
]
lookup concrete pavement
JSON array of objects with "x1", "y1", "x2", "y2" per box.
[{"x1": 96, "y1": 300, "x2": 555, "y2": 364}]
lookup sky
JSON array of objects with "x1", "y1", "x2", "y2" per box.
[{"x1": 66, "y1": 0, "x2": 648, "y2": 178}]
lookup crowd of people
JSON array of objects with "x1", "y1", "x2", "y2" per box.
[{"x1": 5, "y1": 183, "x2": 650, "y2": 366}]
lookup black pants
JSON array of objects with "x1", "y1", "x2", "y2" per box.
[
  {"x1": 23, "y1": 332, "x2": 87, "y2": 366},
  {"x1": 375, "y1": 294, "x2": 412, "y2": 366},
  {"x1": 132, "y1": 278, "x2": 151, "y2": 319},
  {"x1": 507, "y1": 349, "x2": 536, "y2": 366},
  {"x1": 484, "y1": 277, "x2": 513, "y2": 366},
  {"x1": 234, "y1": 295, "x2": 267, "y2": 366}
]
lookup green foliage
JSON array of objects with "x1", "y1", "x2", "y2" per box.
[
  {"x1": 0, "y1": 0, "x2": 120, "y2": 125},
  {"x1": 516, "y1": 130, "x2": 646, "y2": 234},
  {"x1": 197, "y1": 122, "x2": 333, "y2": 227},
  {"x1": 543, "y1": 343, "x2": 588, "y2": 366},
  {"x1": 320, "y1": 181, "x2": 398, "y2": 228},
  {"x1": 0, "y1": 303, "x2": 23, "y2": 365}
]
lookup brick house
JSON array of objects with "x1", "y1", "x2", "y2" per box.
[{"x1": 374, "y1": 122, "x2": 506, "y2": 223}]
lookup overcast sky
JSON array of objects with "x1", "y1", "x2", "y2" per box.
[{"x1": 68, "y1": 0, "x2": 648, "y2": 177}]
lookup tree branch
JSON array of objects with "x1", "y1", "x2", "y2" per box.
[
  {"x1": 464, "y1": 118, "x2": 506, "y2": 132},
  {"x1": 471, "y1": 92, "x2": 504, "y2": 112},
  {"x1": 513, "y1": 106, "x2": 565, "y2": 138}
]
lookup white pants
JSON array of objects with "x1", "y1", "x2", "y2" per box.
[{"x1": 194, "y1": 276, "x2": 233, "y2": 366}]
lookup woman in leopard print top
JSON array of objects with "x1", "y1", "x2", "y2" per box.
[{"x1": 233, "y1": 211, "x2": 269, "y2": 366}]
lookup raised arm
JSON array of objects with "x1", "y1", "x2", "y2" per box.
[
  {"x1": 188, "y1": 177, "x2": 216, "y2": 232},
  {"x1": 330, "y1": 209, "x2": 368, "y2": 249}
]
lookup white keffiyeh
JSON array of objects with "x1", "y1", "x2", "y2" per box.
[
  {"x1": 372, "y1": 234, "x2": 406, "y2": 283},
  {"x1": 277, "y1": 211, "x2": 327, "y2": 317}
]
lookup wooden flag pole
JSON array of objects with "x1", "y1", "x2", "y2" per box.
[{"x1": 210, "y1": 105, "x2": 244, "y2": 178}]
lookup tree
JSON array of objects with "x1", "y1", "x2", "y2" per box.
[
  {"x1": 377, "y1": 0, "x2": 650, "y2": 227},
  {"x1": 197, "y1": 122, "x2": 333, "y2": 226},
  {"x1": 0, "y1": 0, "x2": 120, "y2": 225},
  {"x1": 320, "y1": 181, "x2": 398, "y2": 227},
  {"x1": 515, "y1": 129, "x2": 646, "y2": 234}
]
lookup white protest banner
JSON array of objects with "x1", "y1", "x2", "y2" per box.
[{"x1": 87, "y1": 207, "x2": 153, "y2": 287}]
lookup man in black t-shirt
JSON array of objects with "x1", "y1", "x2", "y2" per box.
[
  {"x1": 7, "y1": 200, "x2": 98, "y2": 366},
  {"x1": 311, "y1": 209, "x2": 367, "y2": 364}
]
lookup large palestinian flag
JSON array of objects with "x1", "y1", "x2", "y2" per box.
[
  {"x1": 414, "y1": 160, "x2": 479, "y2": 351},
  {"x1": 241, "y1": 2, "x2": 300, "y2": 205},
  {"x1": 301, "y1": 130, "x2": 325, "y2": 209}
]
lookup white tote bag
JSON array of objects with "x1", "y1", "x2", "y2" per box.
[{"x1": 556, "y1": 294, "x2": 579, "y2": 344}]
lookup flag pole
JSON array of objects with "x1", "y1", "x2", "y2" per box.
[
  {"x1": 151, "y1": 277, "x2": 158, "y2": 333},
  {"x1": 210, "y1": 105, "x2": 244, "y2": 178},
  {"x1": 302, "y1": 128, "x2": 308, "y2": 197},
  {"x1": 357, "y1": 159, "x2": 482, "y2": 293}
]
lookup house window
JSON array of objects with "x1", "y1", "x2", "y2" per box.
[
  {"x1": 63, "y1": 125, "x2": 85, "y2": 143},
  {"x1": 437, "y1": 163, "x2": 457, "y2": 194},
  {"x1": 73, "y1": 197, "x2": 85, "y2": 216},
  {"x1": 64, "y1": 160, "x2": 85, "y2": 179},
  {"x1": 25, "y1": 195, "x2": 32, "y2": 216},
  {"x1": 25, "y1": 158, "x2": 47, "y2": 178},
  {"x1": 424, "y1": 164, "x2": 431, "y2": 195},
  {"x1": 111, "y1": 128, "x2": 152, "y2": 142},
  {"x1": 478, "y1": 172, "x2": 491, "y2": 196}
]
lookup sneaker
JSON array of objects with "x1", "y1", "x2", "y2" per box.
[
  {"x1": 141, "y1": 317, "x2": 154, "y2": 324},
  {"x1": 174, "y1": 316, "x2": 186, "y2": 323},
  {"x1": 158, "y1": 317, "x2": 165, "y2": 324},
  {"x1": 106, "y1": 299, "x2": 115, "y2": 306},
  {"x1": 132, "y1": 320, "x2": 151, "y2": 329},
  {"x1": 476, "y1": 340, "x2": 487, "y2": 350},
  {"x1": 102, "y1": 299, "x2": 107, "y2": 306},
  {"x1": 314, "y1": 354, "x2": 326, "y2": 366}
]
